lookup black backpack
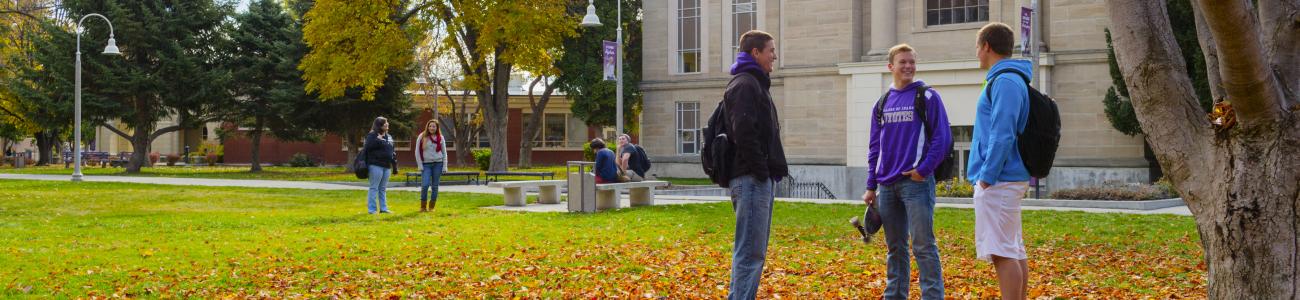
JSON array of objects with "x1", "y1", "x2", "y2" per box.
[
  {"x1": 987, "y1": 69, "x2": 1060, "y2": 178},
  {"x1": 873, "y1": 86, "x2": 957, "y2": 181},
  {"x1": 701, "y1": 101, "x2": 732, "y2": 187},
  {"x1": 626, "y1": 142, "x2": 650, "y2": 175}
]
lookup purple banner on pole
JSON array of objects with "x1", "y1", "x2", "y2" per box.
[
  {"x1": 603, "y1": 41, "x2": 617, "y2": 81},
  {"x1": 1021, "y1": 7, "x2": 1032, "y2": 57}
]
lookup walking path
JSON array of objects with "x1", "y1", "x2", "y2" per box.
[{"x1": 0, "y1": 173, "x2": 1191, "y2": 216}]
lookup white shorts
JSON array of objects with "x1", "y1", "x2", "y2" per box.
[{"x1": 974, "y1": 181, "x2": 1030, "y2": 262}]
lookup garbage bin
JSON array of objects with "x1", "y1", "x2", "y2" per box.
[
  {"x1": 566, "y1": 161, "x2": 596, "y2": 213},
  {"x1": 14, "y1": 152, "x2": 26, "y2": 168}
]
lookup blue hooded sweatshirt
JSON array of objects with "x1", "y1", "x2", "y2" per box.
[
  {"x1": 866, "y1": 80, "x2": 953, "y2": 191},
  {"x1": 967, "y1": 59, "x2": 1032, "y2": 185}
]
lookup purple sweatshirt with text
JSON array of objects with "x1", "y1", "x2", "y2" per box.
[{"x1": 866, "y1": 80, "x2": 953, "y2": 191}]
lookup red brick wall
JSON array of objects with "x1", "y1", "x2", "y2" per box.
[{"x1": 221, "y1": 108, "x2": 591, "y2": 167}]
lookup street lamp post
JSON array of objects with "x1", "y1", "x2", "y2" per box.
[
  {"x1": 580, "y1": 0, "x2": 623, "y2": 136},
  {"x1": 73, "y1": 13, "x2": 121, "y2": 182}
]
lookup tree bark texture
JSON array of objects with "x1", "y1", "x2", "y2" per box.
[
  {"x1": 1108, "y1": 0, "x2": 1300, "y2": 297},
  {"x1": 33, "y1": 130, "x2": 54, "y2": 166},
  {"x1": 343, "y1": 130, "x2": 361, "y2": 173},
  {"x1": 1188, "y1": 0, "x2": 1224, "y2": 102},
  {"x1": 249, "y1": 130, "x2": 263, "y2": 172},
  {"x1": 480, "y1": 56, "x2": 512, "y2": 172}
]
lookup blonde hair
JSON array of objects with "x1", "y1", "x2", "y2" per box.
[{"x1": 887, "y1": 44, "x2": 915, "y2": 64}]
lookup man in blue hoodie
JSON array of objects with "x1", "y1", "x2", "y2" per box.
[
  {"x1": 970, "y1": 22, "x2": 1033, "y2": 300},
  {"x1": 860, "y1": 44, "x2": 952, "y2": 299}
]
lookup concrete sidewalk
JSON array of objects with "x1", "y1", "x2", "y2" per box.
[{"x1": 1, "y1": 173, "x2": 1191, "y2": 216}]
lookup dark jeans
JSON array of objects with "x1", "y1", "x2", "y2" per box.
[{"x1": 727, "y1": 175, "x2": 774, "y2": 300}]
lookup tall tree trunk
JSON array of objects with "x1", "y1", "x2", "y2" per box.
[
  {"x1": 344, "y1": 130, "x2": 360, "y2": 172},
  {"x1": 249, "y1": 130, "x2": 263, "y2": 172},
  {"x1": 518, "y1": 76, "x2": 558, "y2": 168},
  {"x1": 481, "y1": 58, "x2": 512, "y2": 172},
  {"x1": 1108, "y1": 0, "x2": 1300, "y2": 297},
  {"x1": 33, "y1": 130, "x2": 54, "y2": 166},
  {"x1": 125, "y1": 124, "x2": 152, "y2": 173}
]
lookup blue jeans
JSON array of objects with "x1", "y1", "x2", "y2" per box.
[
  {"x1": 876, "y1": 176, "x2": 943, "y2": 299},
  {"x1": 420, "y1": 162, "x2": 444, "y2": 201},
  {"x1": 367, "y1": 164, "x2": 391, "y2": 213},
  {"x1": 727, "y1": 175, "x2": 774, "y2": 300}
]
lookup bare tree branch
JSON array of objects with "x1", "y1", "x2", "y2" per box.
[
  {"x1": 1196, "y1": 0, "x2": 1287, "y2": 125},
  {"x1": 397, "y1": 0, "x2": 438, "y2": 25},
  {"x1": 99, "y1": 122, "x2": 133, "y2": 140},
  {"x1": 0, "y1": 106, "x2": 25, "y2": 122},
  {"x1": 1256, "y1": 0, "x2": 1299, "y2": 104},
  {"x1": 148, "y1": 125, "x2": 184, "y2": 142},
  {"x1": 1189, "y1": 0, "x2": 1225, "y2": 102},
  {"x1": 0, "y1": 7, "x2": 47, "y2": 21}
]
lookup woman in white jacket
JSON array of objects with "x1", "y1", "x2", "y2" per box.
[{"x1": 414, "y1": 119, "x2": 449, "y2": 212}]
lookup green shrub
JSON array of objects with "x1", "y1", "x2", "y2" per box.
[
  {"x1": 582, "y1": 142, "x2": 594, "y2": 161},
  {"x1": 472, "y1": 148, "x2": 492, "y2": 171},
  {"x1": 288, "y1": 153, "x2": 318, "y2": 167},
  {"x1": 196, "y1": 141, "x2": 223, "y2": 157},
  {"x1": 1049, "y1": 181, "x2": 1177, "y2": 201},
  {"x1": 582, "y1": 142, "x2": 616, "y2": 162},
  {"x1": 937, "y1": 178, "x2": 974, "y2": 197}
]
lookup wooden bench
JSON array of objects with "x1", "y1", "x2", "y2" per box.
[
  {"x1": 404, "y1": 171, "x2": 481, "y2": 186},
  {"x1": 594, "y1": 181, "x2": 670, "y2": 210},
  {"x1": 484, "y1": 171, "x2": 555, "y2": 183},
  {"x1": 487, "y1": 180, "x2": 567, "y2": 206}
]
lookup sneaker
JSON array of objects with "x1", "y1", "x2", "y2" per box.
[
  {"x1": 849, "y1": 216, "x2": 871, "y2": 244},
  {"x1": 379, "y1": 210, "x2": 392, "y2": 214}
]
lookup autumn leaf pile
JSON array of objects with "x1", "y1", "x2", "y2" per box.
[{"x1": 0, "y1": 180, "x2": 1206, "y2": 298}]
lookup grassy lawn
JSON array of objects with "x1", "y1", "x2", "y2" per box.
[
  {"x1": 0, "y1": 180, "x2": 1205, "y2": 298},
  {"x1": 0, "y1": 165, "x2": 716, "y2": 186},
  {"x1": 658, "y1": 177, "x2": 715, "y2": 186}
]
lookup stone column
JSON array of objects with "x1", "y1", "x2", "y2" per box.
[{"x1": 866, "y1": 0, "x2": 897, "y2": 61}]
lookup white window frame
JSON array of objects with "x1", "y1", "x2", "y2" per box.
[
  {"x1": 670, "y1": 0, "x2": 708, "y2": 75},
  {"x1": 522, "y1": 113, "x2": 582, "y2": 150},
  {"x1": 676, "y1": 102, "x2": 701, "y2": 155},
  {"x1": 723, "y1": 0, "x2": 764, "y2": 70}
]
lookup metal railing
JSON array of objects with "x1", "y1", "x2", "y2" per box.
[{"x1": 775, "y1": 176, "x2": 837, "y2": 200}]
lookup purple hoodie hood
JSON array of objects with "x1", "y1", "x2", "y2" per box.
[
  {"x1": 730, "y1": 52, "x2": 771, "y2": 88},
  {"x1": 730, "y1": 52, "x2": 764, "y2": 75}
]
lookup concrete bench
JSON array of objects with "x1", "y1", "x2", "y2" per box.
[
  {"x1": 594, "y1": 181, "x2": 670, "y2": 210},
  {"x1": 487, "y1": 180, "x2": 567, "y2": 206}
]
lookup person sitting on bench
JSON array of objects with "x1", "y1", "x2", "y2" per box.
[{"x1": 590, "y1": 138, "x2": 626, "y2": 184}]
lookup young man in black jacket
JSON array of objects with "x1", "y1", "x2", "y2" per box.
[{"x1": 722, "y1": 29, "x2": 788, "y2": 300}]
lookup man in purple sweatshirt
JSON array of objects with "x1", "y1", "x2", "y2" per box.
[{"x1": 861, "y1": 44, "x2": 952, "y2": 299}]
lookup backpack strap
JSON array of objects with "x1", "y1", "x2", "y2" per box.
[
  {"x1": 913, "y1": 85, "x2": 930, "y2": 130},
  {"x1": 873, "y1": 91, "x2": 891, "y2": 126},
  {"x1": 985, "y1": 69, "x2": 1033, "y2": 135},
  {"x1": 984, "y1": 69, "x2": 1031, "y2": 101}
]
